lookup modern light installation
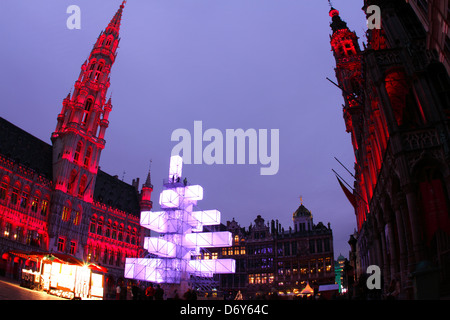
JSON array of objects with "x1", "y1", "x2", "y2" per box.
[{"x1": 124, "y1": 155, "x2": 235, "y2": 284}]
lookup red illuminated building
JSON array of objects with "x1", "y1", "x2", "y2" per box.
[
  {"x1": 329, "y1": 0, "x2": 450, "y2": 298},
  {"x1": 0, "y1": 1, "x2": 152, "y2": 298}
]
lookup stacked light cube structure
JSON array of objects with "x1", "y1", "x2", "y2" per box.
[{"x1": 124, "y1": 156, "x2": 235, "y2": 284}]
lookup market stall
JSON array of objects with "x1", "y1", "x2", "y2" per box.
[{"x1": 10, "y1": 251, "x2": 107, "y2": 300}]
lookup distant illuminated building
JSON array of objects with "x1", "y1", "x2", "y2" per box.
[
  {"x1": 334, "y1": 254, "x2": 346, "y2": 293},
  {"x1": 212, "y1": 201, "x2": 335, "y2": 298}
]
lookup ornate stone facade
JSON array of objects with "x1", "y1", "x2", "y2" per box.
[{"x1": 330, "y1": 0, "x2": 450, "y2": 298}]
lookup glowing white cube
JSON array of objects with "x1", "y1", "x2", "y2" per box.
[{"x1": 159, "y1": 189, "x2": 180, "y2": 208}]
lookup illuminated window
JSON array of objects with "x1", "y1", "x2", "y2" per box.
[
  {"x1": 15, "y1": 226, "x2": 23, "y2": 241},
  {"x1": 212, "y1": 252, "x2": 218, "y2": 260},
  {"x1": 41, "y1": 199, "x2": 49, "y2": 216},
  {"x1": 73, "y1": 210, "x2": 81, "y2": 226},
  {"x1": 62, "y1": 206, "x2": 71, "y2": 222},
  {"x1": 26, "y1": 230, "x2": 33, "y2": 245},
  {"x1": 222, "y1": 248, "x2": 227, "y2": 256},
  {"x1": 234, "y1": 235, "x2": 239, "y2": 245},
  {"x1": 57, "y1": 237, "x2": 65, "y2": 252},
  {"x1": 4, "y1": 222, "x2": 11, "y2": 238},
  {"x1": 31, "y1": 196, "x2": 39, "y2": 213},
  {"x1": 240, "y1": 246, "x2": 246, "y2": 255}
]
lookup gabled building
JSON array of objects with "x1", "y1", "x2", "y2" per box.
[{"x1": 212, "y1": 202, "x2": 335, "y2": 299}]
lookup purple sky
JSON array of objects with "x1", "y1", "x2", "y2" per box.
[{"x1": 0, "y1": 0, "x2": 368, "y2": 259}]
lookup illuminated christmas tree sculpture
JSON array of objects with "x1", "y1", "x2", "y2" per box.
[{"x1": 124, "y1": 155, "x2": 235, "y2": 285}]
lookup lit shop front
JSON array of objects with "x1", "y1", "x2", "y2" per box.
[{"x1": 12, "y1": 251, "x2": 107, "y2": 300}]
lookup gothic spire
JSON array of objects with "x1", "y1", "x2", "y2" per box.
[
  {"x1": 106, "y1": 1, "x2": 126, "y2": 36},
  {"x1": 329, "y1": 6, "x2": 349, "y2": 33},
  {"x1": 144, "y1": 160, "x2": 153, "y2": 188}
]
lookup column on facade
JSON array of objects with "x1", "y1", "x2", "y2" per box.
[
  {"x1": 392, "y1": 193, "x2": 408, "y2": 286},
  {"x1": 403, "y1": 183, "x2": 426, "y2": 264}
]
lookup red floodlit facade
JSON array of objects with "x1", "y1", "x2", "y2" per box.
[
  {"x1": 0, "y1": 1, "x2": 152, "y2": 298},
  {"x1": 330, "y1": 0, "x2": 450, "y2": 299}
]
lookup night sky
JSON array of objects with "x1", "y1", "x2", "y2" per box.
[{"x1": 0, "y1": 0, "x2": 368, "y2": 259}]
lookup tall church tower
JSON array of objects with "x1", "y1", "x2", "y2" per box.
[{"x1": 48, "y1": 2, "x2": 126, "y2": 258}]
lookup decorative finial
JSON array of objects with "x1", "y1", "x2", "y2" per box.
[
  {"x1": 299, "y1": 195, "x2": 303, "y2": 205},
  {"x1": 328, "y1": 0, "x2": 333, "y2": 8}
]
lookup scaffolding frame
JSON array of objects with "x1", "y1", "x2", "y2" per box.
[{"x1": 125, "y1": 156, "x2": 235, "y2": 286}]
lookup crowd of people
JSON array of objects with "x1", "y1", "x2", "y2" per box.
[{"x1": 115, "y1": 282, "x2": 202, "y2": 300}]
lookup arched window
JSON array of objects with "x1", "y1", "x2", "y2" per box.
[
  {"x1": 62, "y1": 202, "x2": 71, "y2": 222},
  {"x1": 109, "y1": 249, "x2": 115, "y2": 265},
  {"x1": 126, "y1": 226, "x2": 131, "y2": 243},
  {"x1": 20, "y1": 185, "x2": 30, "y2": 209},
  {"x1": 94, "y1": 62, "x2": 104, "y2": 82},
  {"x1": 87, "y1": 60, "x2": 96, "y2": 79},
  {"x1": 74, "y1": 141, "x2": 83, "y2": 163},
  {"x1": 98, "y1": 35, "x2": 106, "y2": 47},
  {"x1": 73, "y1": 207, "x2": 82, "y2": 226},
  {"x1": 41, "y1": 195, "x2": 50, "y2": 216},
  {"x1": 82, "y1": 99, "x2": 93, "y2": 126},
  {"x1": 31, "y1": 191, "x2": 41, "y2": 213},
  {"x1": 118, "y1": 224, "x2": 124, "y2": 242},
  {"x1": 97, "y1": 217, "x2": 104, "y2": 235},
  {"x1": 105, "y1": 220, "x2": 111, "y2": 238},
  {"x1": 84, "y1": 147, "x2": 92, "y2": 169},
  {"x1": 0, "y1": 176, "x2": 9, "y2": 201},
  {"x1": 11, "y1": 182, "x2": 20, "y2": 205},
  {"x1": 112, "y1": 222, "x2": 118, "y2": 240},
  {"x1": 89, "y1": 215, "x2": 97, "y2": 233},
  {"x1": 105, "y1": 36, "x2": 113, "y2": 47}
]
